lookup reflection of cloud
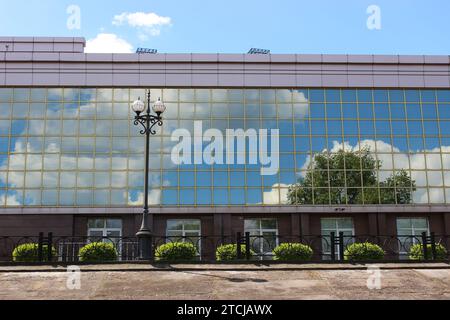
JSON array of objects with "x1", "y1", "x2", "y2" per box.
[
  {"x1": 1, "y1": 149, "x2": 163, "y2": 189},
  {"x1": 5, "y1": 194, "x2": 20, "y2": 206},
  {"x1": 292, "y1": 91, "x2": 309, "y2": 118},
  {"x1": 85, "y1": 33, "x2": 133, "y2": 53},
  {"x1": 1, "y1": 123, "x2": 170, "y2": 205},
  {"x1": 299, "y1": 139, "x2": 450, "y2": 204},
  {"x1": 293, "y1": 90, "x2": 308, "y2": 103},
  {"x1": 263, "y1": 183, "x2": 289, "y2": 205},
  {"x1": 293, "y1": 103, "x2": 308, "y2": 118},
  {"x1": 0, "y1": 88, "x2": 172, "y2": 206}
]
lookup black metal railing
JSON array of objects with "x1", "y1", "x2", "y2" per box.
[{"x1": 0, "y1": 232, "x2": 449, "y2": 263}]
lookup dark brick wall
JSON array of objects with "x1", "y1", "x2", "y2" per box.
[
  {"x1": 0, "y1": 214, "x2": 73, "y2": 236},
  {"x1": 0, "y1": 211, "x2": 448, "y2": 238}
]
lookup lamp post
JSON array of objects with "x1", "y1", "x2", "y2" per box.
[{"x1": 131, "y1": 90, "x2": 166, "y2": 260}]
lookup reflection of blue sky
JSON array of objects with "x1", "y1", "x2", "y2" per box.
[
  {"x1": 162, "y1": 189, "x2": 177, "y2": 205},
  {"x1": 10, "y1": 120, "x2": 26, "y2": 136},
  {"x1": 195, "y1": 189, "x2": 210, "y2": 205},
  {"x1": 229, "y1": 189, "x2": 245, "y2": 205},
  {"x1": 213, "y1": 189, "x2": 228, "y2": 205},
  {"x1": 179, "y1": 189, "x2": 195, "y2": 205},
  {"x1": 128, "y1": 189, "x2": 142, "y2": 203}
]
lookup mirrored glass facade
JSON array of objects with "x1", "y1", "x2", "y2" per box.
[{"x1": 0, "y1": 87, "x2": 450, "y2": 207}]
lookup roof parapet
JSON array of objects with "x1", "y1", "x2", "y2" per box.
[{"x1": 0, "y1": 37, "x2": 85, "y2": 53}]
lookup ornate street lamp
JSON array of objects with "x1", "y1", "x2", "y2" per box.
[{"x1": 131, "y1": 90, "x2": 166, "y2": 260}]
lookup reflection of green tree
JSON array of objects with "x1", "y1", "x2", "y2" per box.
[{"x1": 287, "y1": 148, "x2": 416, "y2": 205}]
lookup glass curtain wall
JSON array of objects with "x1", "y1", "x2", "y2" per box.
[{"x1": 0, "y1": 88, "x2": 449, "y2": 206}]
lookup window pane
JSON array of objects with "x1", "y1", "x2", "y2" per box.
[
  {"x1": 106, "y1": 219, "x2": 122, "y2": 228},
  {"x1": 88, "y1": 219, "x2": 105, "y2": 228},
  {"x1": 244, "y1": 219, "x2": 259, "y2": 230},
  {"x1": 337, "y1": 218, "x2": 354, "y2": 229},
  {"x1": 183, "y1": 220, "x2": 201, "y2": 230},
  {"x1": 167, "y1": 220, "x2": 183, "y2": 231},
  {"x1": 411, "y1": 218, "x2": 428, "y2": 230},
  {"x1": 260, "y1": 219, "x2": 277, "y2": 229}
]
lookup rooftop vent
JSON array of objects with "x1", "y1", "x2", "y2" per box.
[
  {"x1": 248, "y1": 48, "x2": 270, "y2": 54},
  {"x1": 136, "y1": 47, "x2": 157, "y2": 54}
]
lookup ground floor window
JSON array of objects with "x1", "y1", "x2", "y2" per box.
[
  {"x1": 396, "y1": 217, "x2": 429, "y2": 257},
  {"x1": 87, "y1": 218, "x2": 122, "y2": 240},
  {"x1": 320, "y1": 218, "x2": 354, "y2": 260},
  {"x1": 244, "y1": 219, "x2": 278, "y2": 259},
  {"x1": 58, "y1": 218, "x2": 123, "y2": 261},
  {"x1": 166, "y1": 219, "x2": 202, "y2": 255}
]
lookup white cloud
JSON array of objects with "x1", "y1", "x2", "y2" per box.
[
  {"x1": 113, "y1": 12, "x2": 171, "y2": 28},
  {"x1": 112, "y1": 11, "x2": 172, "y2": 37},
  {"x1": 85, "y1": 33, "x2": 133, "y2": 53}
]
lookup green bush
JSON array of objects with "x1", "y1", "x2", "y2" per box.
[
  {"x1": 272, "y1": 243, "x2": 313, "y2": 261},
  {"x1": 344, "y1": 242, "x2": 385, "y2": 261},
  {"x1": 12, "y1": 243, "x2": 57, "y2": 262},
  {"x1": 409, "y1": 243, "x2": 447, "y2": 260},
  {"x1": 216, "y1": 244, "x2": 255, "y2": 261},
  {"x1": 154, "y1": 242, "x2": 197, "y2": 261},
  {"x1": 79, "y1": 242, "x2": 118, "y2": 262}
]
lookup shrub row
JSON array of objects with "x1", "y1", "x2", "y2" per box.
[
  {"x1": 409, "y1": 243, "x2": 447, "y2": 260},
  {"x1": 12, "y1": 242, "x2": 118, "y2": 262},
  {"x1": 11, "y1": 241, "x2": 449, "y2": 262},
  {"x1": 12, "y1": 243, "x2": 57, "y2": 262},
  {"x1": 153, "y1": 241, "x2": 449, "y2": 262}
]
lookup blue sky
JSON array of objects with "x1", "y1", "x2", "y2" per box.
[{"x1": 0, "y1": 0, "x2": 449, "y2": 54}]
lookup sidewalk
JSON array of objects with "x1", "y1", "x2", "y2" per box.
[
  {"x1": 1, "y1": 262, "x2": 449, "y2": 272},
  {"x1": 1, "y1": 263, "x2": 450, "y2": 299}
]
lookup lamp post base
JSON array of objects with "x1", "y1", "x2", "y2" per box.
[{"x1": 136, "y1": 229, "x2": 153, "y2": 261}]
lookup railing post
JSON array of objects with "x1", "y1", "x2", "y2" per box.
[
  {"x1": 430, "y1": 232, "x2": 437, "y2": 261},
  {"x1": 38, "y1": 232, "x2": 44, "y2": 262},
  {"x1": 236, "y1": 232, "x2": 242, "y2": 260},
  {"x1": 338, "y1": 232, "x2": 345, "y2": 262},
  {"x1": 61, "y1": 238, "x2": 67, "y2": 263},
  {"x1": 421, "y1": 232, "x2": 429, "y2": 261},
  {"x1": 330, "y1": 232, "x2": 335, "y2": 261},
  {"x1": 245, "y1": 232, "x2": 251, "y2": 260},
  {"x1": 149, "y1": 235, "x2": 154, "y2": 260},
  {"x1": 47, "y1": 232, "x2": 53, "y2": 262}
]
